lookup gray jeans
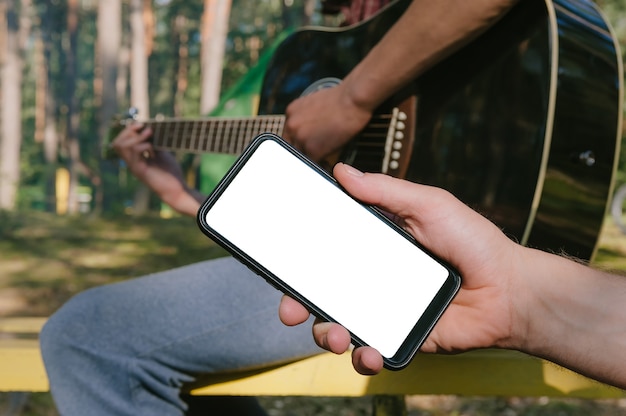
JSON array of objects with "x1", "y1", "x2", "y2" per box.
[{"x1": 40, "y1": 256, "x2": 321, "y2": 415}]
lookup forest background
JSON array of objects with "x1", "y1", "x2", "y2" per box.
[
  {"x1": 0, "y1": 0, "x2": 624, "y2": 216},
  {"x1": 0, "y1": 0, "x2": 336, "y2": 216}
]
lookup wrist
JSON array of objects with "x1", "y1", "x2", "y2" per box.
[
  {"x1": 506, "y1": 249, "x2": 620, "y2": 360},
  {"x1": 486, "y1": 244, "x2": 535, "y2": 351},
  {"x1": 500, "y1": 247, "x2": 566, "y2": 353},
  {"x1": 340, "y1": 66, "x2": 392, "y2": 114},
  {"x1": 159, "y1": 187, "x2": 202, "y2": 217}
]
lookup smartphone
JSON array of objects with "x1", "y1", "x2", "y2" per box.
[{"x1": 197, "y1": 133, "x2": 461, "y2": 370}]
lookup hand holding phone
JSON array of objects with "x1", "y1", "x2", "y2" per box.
[{"x1": 197, "y1": 133, "x2": 461, "y2": 369}]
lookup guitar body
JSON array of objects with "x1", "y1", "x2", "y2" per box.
[{"x1": 259, "y1": 0, "x2": 623, "y2": 260}]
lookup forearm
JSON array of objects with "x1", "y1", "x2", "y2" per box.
[
  {"x1": 511, "y1": 248, "x2": 626, "y2": 388},
  {"x1": 343, "y1": 0, "x2": 518, "y2": 111},
  {"x1": 158, "y1": 186, "x2": 204, "y2": 217}
]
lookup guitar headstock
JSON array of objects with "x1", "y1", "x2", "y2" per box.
[{"x1": 101, "y1": 108, "x2": 139, "y2": 160}]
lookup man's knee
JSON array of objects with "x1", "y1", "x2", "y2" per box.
[{"x1": 40, "y1": 286, "x2": 108, "y2": 357}]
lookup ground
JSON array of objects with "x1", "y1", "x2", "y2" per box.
[{"x1": 2, "y1": 211, "x2": 626, "y2": 415}]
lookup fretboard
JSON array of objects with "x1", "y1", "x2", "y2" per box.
[{"x1": 148, "y1": 115, "x2": 286, "y2": 155}]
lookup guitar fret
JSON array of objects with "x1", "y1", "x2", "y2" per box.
[
  {"x1": 216, "y1": 119, "x2": 223, "y2": 153},
  {"x1": 172, "y1": 121, "x2": 180, "y2": 151},
  {"x1": 234, "y1": 119, "x2": 244, "y2": 154},
  {"x1": 222, "y1": 119, "x2": 232, "y2": 154},
  {"x1": 150, "y1": 121, "x2": 160, "y2": 148},
  {"x1": 243, "y1": 119, "x2": 250, "y2": 146},
  {"x1": 217, "y1": 120, "x2": 224, "y2": 153},
  {"x1": 149, "y1": 121, "x2": 157, "y2": 147},
  {"x1": 214, "y1": 119, "x2": 222, "y2": 153},
  {"x1": 205, "y1": 119, "x2": 214, "y2": 153},
  {"x1": 176, "y1": 120, "x2": 184, "y2": 151},
  {"x1": 273, "y1": 116, "x2": 280, "y2": 134},
  {"x1": 189, "y1": 120, "x2": 199, "y2": 153},
  {"x1": 183, "y1": 121, "x2": 190, "y2": 151},
  {"x1": 221, "y1": 119, "x2": 230, "y2": 154},
  {"x1": 180, "y1": 121, "x2": 188, "y2": 151},
  {"x1": 219, "y1": 119, "x2": 230, "y2": 153},
  {"x1": 224, "y1": 119, "x2": 231, "y2": 154},
  {"x1": 162, "y1": 121, "x2": 171, "y2": 150},
  {"x1": 167, "y1": 121, "x2": 176, "y2": 150},
  {"x1": 222, "y1": 119, "x2": 233, "y2": 154},
  {"x1": 274, "y1": 116, "x2": 285, "y2": 135},
  {"x1": 213, "y1": 120, "x2": 222, "y2": 153},
  {"x1": 252, "y1": 118, "x2": 259, "y2": 143},
  {"x1": 268, "y1": 117, "x2": 276, "y2": 135},
  {"x1": 255, "y1": 117, "x2": 261, "y2": 136},
  {"x1": 236, "y1": 120, "x2": 242, "y2": 153},
  {"x1": 156, "y1": 121, "x2": 164, "y2": 149},
  {"x1": 272, "y1": 117, "x2": 277, "y2": 133},
  {"x1": 265, "y1": 117, "x2": 272, "y2": 134},
  {"x1": 161, "y1": 121, "x2": 171, "y2": 150},
  {"x1": 245, "y1": 117, "x2": 255, "y2": 149},
  {"x1": 184, "y1": 120, "x2": 192, "y2": 151},
  {"x1": 242, "y1": 119, "x2": 253, "y2": 153},
  {"x1": 157, "y1": 121, "x2": 165, "y2": 149},
  {"x1": 237, "y1": 119, "x2": 245, "y2": 153},
  {"x1": 233, "y1": 119, "x2": 241, "y2": 154},
  {"x1": 232, "y1": 120, "x2": 240, "y2": 154},
  {"x1": 197, "y1": 120, "x2": 211, "y2": 152}
]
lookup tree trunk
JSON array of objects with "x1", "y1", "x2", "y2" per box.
[
  {"x1": 130, "y1": 0, "x2": 149, "y2": 118},
  {"x1": 35, "y1": 2, "x2": 60, "y2": 213},
  {"x1": 200, "y1": 0, "x2": 231, "y2": 115},
  {"x1": 96, "y1": 0, "x2": 121, "y2": 214},
  {"x1": 129, "y1": 0, "x2": 151, "y2": 215},
  {"x1": 33, "y1": 9, "x2": 44, "y2": 145},
  {"x1": 0, "y1": 0, "x2": 24, "y2": 211},
  {"x1": 173, "y1": 14, "x2": 189, "y2": 118},
  {"x1": 64, "y1": 0, "x2": 80, "y2": 214},
  {"x1": 302, "y1": 0, "x2": 316, "y2": 26}
]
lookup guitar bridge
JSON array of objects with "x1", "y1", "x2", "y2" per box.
[{"x1": 381, "y1": 107, "x2": 408, "y2": 176}]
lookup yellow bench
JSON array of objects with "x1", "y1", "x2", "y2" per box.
[
  {"x1": 0, "y1": 317, "x2": 48, "y2": 392},
  {"x1": 2, "y1": 316, "x2": 625, "y2": 414}
]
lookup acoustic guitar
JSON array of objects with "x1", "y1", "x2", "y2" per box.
[{"x1": 107, "y1": 0, "x2": 623, "y2": 261}]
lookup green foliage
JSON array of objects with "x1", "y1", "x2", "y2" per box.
[
  {"x1": 13, "y1": 1, "x2": 626, "y2": 215},
  {"x1": 15, "y1": 0, "x2": 319, "y2": 215},
  {"x1": 597, "y1": 0, "x2": 626, "y2": 176},
  {"x1": 0, "y1": 210, "x2": 227, "y2": 316}
]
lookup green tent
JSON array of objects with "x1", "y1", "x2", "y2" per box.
[{"x1": 199, "y1": 32, "x2": 290, "y2": 194}]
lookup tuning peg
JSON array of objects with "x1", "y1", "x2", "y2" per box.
[{"x1": 125, "y1": 107, "x2": 139, "y2": 120}]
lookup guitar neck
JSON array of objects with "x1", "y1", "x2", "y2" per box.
[{"x1": 147, "y1": 115, "x2": 286, "y2": 155}]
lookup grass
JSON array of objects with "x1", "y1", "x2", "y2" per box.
[
  {"x1": 0, "y1": 211, "x2": 228, "y2": 317},
  {"x1": 2, "y1": 210, "x2": 626, "y2": 415}
]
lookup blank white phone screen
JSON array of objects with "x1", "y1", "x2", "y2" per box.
[{"x1": 205, "y1": 139, "x2": 450, "y2": 358}]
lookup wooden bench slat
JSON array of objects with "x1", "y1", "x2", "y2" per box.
[
  {"x1": 0, "y1": 338, "x2": 49, "y2": 392},
  {"x1": 189, "y1": 350, "x2": 625, "y2": 398},
  {"x1": 0, "y1": 315, "x2": 623, "y2": 400},
  {"x1": 0, "y1": 317, "x2": 49, "y2": 392}
]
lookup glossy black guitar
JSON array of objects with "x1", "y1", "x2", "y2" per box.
[{"x1": 109, "y1": 0, "x2": 623, "y2": 260}]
